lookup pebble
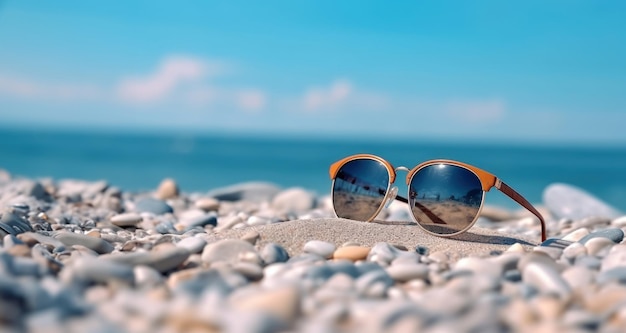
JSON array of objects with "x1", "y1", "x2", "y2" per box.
[
  {"x1": 522, "y1": 262, "x2": 572, "y2": 299},
  {"x1": 600, "y1": 245, "x2": 626, "y2": 271},
  {"x1": 260, "y1": 243, "x2": 290, "y2": 264},
  {"x1": 155, "y1": 178, "x2": 179, "y2": 200},
  {"x1": 65, "y1": 257, "x2": 135, "y2": 285},
  {"x1": 0, "y1": 212, "x2": 33, "y2": 235},
  {"x1": 175, "y1": 236, "x2": 207, "y2": 254},
  {"x1": 53, "y1": 231, "x2": 114, "y2": 254},
  {"x1": 578, "y1": 228, "x2": 624, "y2": 244},
  {"x1": 195, "y1": 197, "x2": 220, "y2": 211},
  {"x1": 271, "y1": 187, "x2": 316, "y2": 213},
  {"x1": 134, "y1": 198, "x2": 174, "y2": 215},
  {"x1": 386, "y1": 263, "x2": 429, "y2": 282},
  {"x1": 584, "y1": 237, "x2": 615, "y2": 256},
  {"x1": 333, "y1": 246, "x2": 370, "y2": 261},
  {"x1": 177, "y1": 210, "x2": 217, "y2": 230},
  {"x1": 206, "y1": 181, "x2": 281, "y2": 202},
  {"x1": 110, "y1": 213, "x2": 143, "y2": 227},
  {"x1": 562, "y1": 227, "x2": 590, "y2": 242},
  {"x1": 2, "y1": 174, "x2": 626, "y2": 332},
  {"x1": 201, "y1": 239, "x2": 256, "y2": 265},
  {"x1": 100, "y1": 247, "x2": 190, "y2": 273},
  {"x1": 303, "y1": 240, "x2": 336, "y2": 259},
  {"x1": 543, "y1": 183, "x2": 622, "y2": 220}
]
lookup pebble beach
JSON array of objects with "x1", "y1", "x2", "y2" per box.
[{"x1": 1, "y1": 170, "x2": 626, "y2": 333}]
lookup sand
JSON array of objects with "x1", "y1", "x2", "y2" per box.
[{"x1": 206, "y1": 218, "x2": 537, "y2": 261}]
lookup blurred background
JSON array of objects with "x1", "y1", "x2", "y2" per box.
[{"x1": 1, "y1": 1, "x2": 625, "y2": 210}]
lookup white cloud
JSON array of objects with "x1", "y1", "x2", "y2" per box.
[
  {"x1": 304, "y1": 79, "x2": 353, "y2": 111},
  {"x1": 0, "y1": 75, "x2": 102, "y2": 101},
  {"x1": 0, "y1": 55, "x2": 269, "y2": 115},
  {"x1": 117, "y1": 56, "x2": 218, "y2": 104},
  {"x1": 445, "y1": 99, "x2": 506, "y2": 123},
  {"x1": 236, "y1": 89, "x2": 266, "y2": 112},
  {"x1": 297, "y1": 79, "x2": 388, "y2": 113}
]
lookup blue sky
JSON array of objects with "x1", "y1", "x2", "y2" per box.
[{"x1": 1, "y1": 1, "x2": 625, "y2": 145}]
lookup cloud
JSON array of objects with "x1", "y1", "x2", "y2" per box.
[
  {"x1": 304, "y1": 79, "x2": 353, "y2": 111},
  {"x1": 0, "y1": 54, "x2": 268, "y2": 115},
  {"x1": 296, "y1": 79, "x2": 388, "y2": 113},
  {"x1": 445, "y1": 99, "x2": 506, "y2": 123},
  {"x1": 116, "y1": 56, "x2": 220, "y2": 104},
  {"x1": 236, "y1": 89, "x2": 267, "y2": 112},
  {"x1": 0, "y1": 75, "x2": 102, "y2": 101}
]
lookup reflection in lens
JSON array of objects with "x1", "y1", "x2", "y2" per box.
[
  {"x1": 408, "y1": 164, "x2": 483, "y2": 235},
  {"x1": 332, "y1": 159, "x2": 390, "y2": 221}
]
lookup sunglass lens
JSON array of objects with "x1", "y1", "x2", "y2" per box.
[
  {"x1": 409, "y1": 164, "x2": 483, "y2": 235},
  {"x1": 332, "y1": 159, "x2": 390, "y2": 221}
]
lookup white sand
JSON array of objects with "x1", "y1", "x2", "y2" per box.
[{"x1": 207, "y1": 218, "x2": 538, "y2": 260}]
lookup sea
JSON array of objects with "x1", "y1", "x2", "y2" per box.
[{"x1": 1, "y1": 127, "x2": 626, "y2": 212}]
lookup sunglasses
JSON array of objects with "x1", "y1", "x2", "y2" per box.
[{"x1": 329, "y1": 154, "x2": 546, "y2": 242}]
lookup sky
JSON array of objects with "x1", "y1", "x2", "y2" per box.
[{"x1": 0, "y1": 1, "x2": 625, "y2": 145}]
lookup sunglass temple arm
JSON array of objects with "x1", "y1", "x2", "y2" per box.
[{"x1": 495, "y1": 179, "x2": 547, "y2": 242}]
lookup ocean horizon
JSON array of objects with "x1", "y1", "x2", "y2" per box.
[{"x1": 1, "y1": 126, "x2": 625, "y2": 212}]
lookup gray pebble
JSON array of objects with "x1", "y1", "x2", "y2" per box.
[
  {"x1": 355, "y1": 269, "x2": 394, "y2": 298},
  {"x1": 0, "y1": 212, "x2": 33, "y2": 235},
  {"x1": 206, "y1": 181, "x2": 281, "y2": 202},
  {"x1": 178, "y1": 211, "x2": 217, "y2": 230},
  {"x1": 522, "y1": 262, "x2": 572, "y2": 299},
  {"x1": 65, "y1": 257, "x2": 135, "y2": 285},
  {"x1": 261, "y1": 243, "x2": 290, "y2": 265},
  {"x1": 52, "y1": 231, "x2": 114, "y2": 254},
  {"x1": 134, "y1": 197, "x2": 173, "y2": 215},
  {"x1": 201, "y1": 239, "x2": 256, "y2": 265},
  {"x1": 100, "y1": 247, "x2": 190, "y2": 273},
  {"x1": 596, "y1": 267, "x2": 626, "y2": 285},
  {"x1": 303, "y1": 240, "x2": 336, "y2": 259},
  {"x1": 576, "y1": 255, "x2": 602, "y2": 270},
  {"x1": 578, "y1": 228, "x2": 624, "y2": 244},
  {"x1": 176, "y1": 236, "x2": 207, "y2": 254},
  {"x1": 543, "y1": 183, "x2": 622, "y2": 220},
  {"x1": 271, "y1": 187, "x2": 316, "y2": 213}
]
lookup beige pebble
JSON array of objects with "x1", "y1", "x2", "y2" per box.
[
  {"x1": 7, "y1": 244, "x2": 31, "y2": 257},
  {"x1": 501, "y1": 298, "x2": 537, "y2": 327},
  {"x1": 155, "y1": 178, "x2": 179, "y2": 200},
  {"x1": 167, "y1": 267, "x2": 204, "y2": 289},
  {"x1": 332, "y1": 246, "x2": 370, "y2": 261},
  {"x1": 585, "y1": 237, "x2": 615, "y2": 256},
  {"x1": 85, "y1": 230, "x2": 101, "y2": 238},
  {"x1": 585, "y1": 283, "x2": 626, "y2": 314},
  {"x1": 153, "y1": 242, "x2": 177, "y2": 252},
  {"x1": 562, "y1": 228, "x2": 590, "y2": 242},
  {"x1": 232, "y1": 286, "x2": 301, "y2": 324},
  {"x1": 195, "y1": 197, "x2": 220, "y2": 212},
  {"x1": 531, "y1": 295, "x2": 565, "y2": 321}
]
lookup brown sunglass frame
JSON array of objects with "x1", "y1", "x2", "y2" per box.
[{"x1": 329, "y1": 154, "x2": 547, "y2": 242}]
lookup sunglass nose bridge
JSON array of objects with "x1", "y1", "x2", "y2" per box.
[
  {"x1": 384, "y1": 186, "x2": 399, "y2": 208},
  {"x1": 395, "y1": 166, "x2": 410, "y2": 173}
]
